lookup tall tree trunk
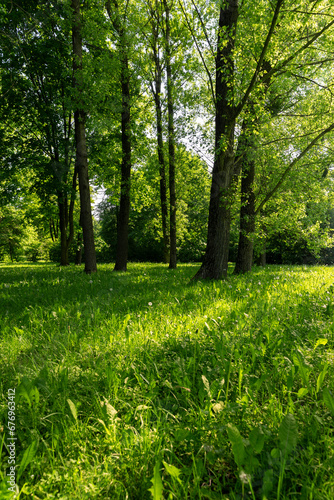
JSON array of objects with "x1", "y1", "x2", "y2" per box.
[
  {"x1": 164, "y1": 0, "x2": 177, "y2": 269},
  {"x1": 106, "y1": 1, "x2": 132, "y2": 272},
  {"x1": 233, "y1": 112, "x2": 256, "y2": 274},
  {"x1": 234, "y1": 156, "x2": 255, "y2": 274},
  {"x1": 194, "y1": 0, "x2": 238, "y2": 280},
  {"x1": 114, "y1": 44, "x2": 131, "y2": 271},
  {"x1": 58, "y1": 191, "x2": 69, "y2": 266},
  {"x1": 71, "y1": 0, "x2": 97, "y2": 274},
  {"x1": 152, "y1": 47, "x2": 170, "y2": 264}
]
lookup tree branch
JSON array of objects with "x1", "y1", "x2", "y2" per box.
[
  {"x1": 178, "y1": 0, "x2": 215, "y2": 105},
  {"x1": 234, "y1": 0, "x2": 285, "y2": 118},
  {"x1": 255, "y1": 121, "x2": 334, "y2": 214}
]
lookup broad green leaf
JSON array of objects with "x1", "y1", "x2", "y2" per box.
[
  {"x1": 0, "y1": 479, "x2": 17, "y2": 498},
  {"x1": 16, "y1": 377, "x2": 36, "y2": 407},
  {"x1": 163, "y1": 460, "x2": 181, "y2": 479},
  {"x1": 249, "y1": 426, "x2": 265, "y2": 454},
  {"x1": 17, "y1": 440, "x2": 38, "y2": 480},
  {"x1": 227, "y1": 424, "x2": 245, "y2": 468},
  {"x1": 323, "y1": 388, "x2": 334, "y2": 416},
  {"x1": 123, "y1": 314, "x2": 131, "y2": 329},
  {"x1": 279, "y1": 414, "x2": 298, "y2": 457},
  {"x1": 316, "y1": 365, "x2": 328, "y2": 393},
  {"x1": 314, "y1": 339, "x2": 328, "y2": 350},
  {"x1": 297, "y1": 388, "x2": 308, "y2": 398},
  {"x1": 292, "y1": 350, "x2": 310, "y2": 387},
  {"x1": 148, "y1": 461, "x2": 163, "y2": 500},
  {"x1": 262, "y1": 468, "x2": 274, "y2": 499}
]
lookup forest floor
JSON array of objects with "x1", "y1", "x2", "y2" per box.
[{"x1": 0, "y1": 262, "x2": 334, "y2": 499}]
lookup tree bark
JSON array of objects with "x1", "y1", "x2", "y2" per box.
[
  {"x1": 151, "y1": 42, "x2": 170, "y2": 264},
  {"x1": 193, "y1": 0, "x2": 238, "y2": 280},
  {"x1": 72, "y1": 0, "x2": 97, "y2": 274},
  {"x1": 192, "y1": 0, "x2": 285, "y2": 280},
  {"x1": 164, "y1": 0, "x2": 177, "y2": 269},
  {"x1": 234, "y1": 113, "x2": 256, "y2": 274},
  {"x1": 106, "y1": 1, "x2": 132, "y2": 272},
  {"x1": 57, "y1": 191, "x2": 69, "y2": 266},
  {"x1": 156, "y1": 87, "x2": 170, "y2": 264},
  {"x1": 113, "y1": 41, "x2": 131, "y2": 272},
  {"x1": 234, "y1": 155, "x2": 255, "y2": 274}
]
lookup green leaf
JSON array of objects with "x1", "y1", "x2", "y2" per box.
[
  {"x1": 227, "y1": 424, "x2": 245, "y2": 468},
  {"x1": 297, "y1": 388, "x2": 308, "y2": 398},
  {"x1": 17, "y1": 440, "x2": 38, "y2": 480},
  {"x1": 314, "y1": 339, "x2": 328, "y2": 350},
  {"x1": 148, "y1": 461, "x2": 163, "y2": 500},
  {"x1": 262, "y1": 468, "x2": 274, "y2": 499},
  {"x1": 316, "y1": 364, "x2": 328, "y2": 394},
  {"x1": 292, "y1": 350, "x2": 310, "y2": 387},
  {"x1": 16, "y1": 377, "x2": 33, "y2": 407},
  {"x1": 279, "y1": 414, "x2": 298, "y2": 457},
  {"x1": 323, "y1": 387, "x2": 334, "y2": 416},
  {"x1": 67, "y1": 398, "x2": 78, "y2": 423},
  {"x1": 0, "y1": 479, "x2": 17, "y2": 498},
  {"x1": 249, "y1": 426, "x2": 265, "y2": 454},
  {"x1": 163, "y1": 460, "x2": 181, "y2": 479}
]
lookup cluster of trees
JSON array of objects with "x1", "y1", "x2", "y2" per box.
[{"x1": 1, "y1": 0, "x2": 334, "y2": 277}]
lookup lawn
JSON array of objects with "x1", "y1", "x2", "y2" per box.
[{"x1": 0, "y1": 262, "x2": 333, "y2": 499}]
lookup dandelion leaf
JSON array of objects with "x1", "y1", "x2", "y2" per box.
[
  {"x1": 262, "y1": 468, "x2": 274, "y2": 499},
  {"x1": 249, "y1": 426, "x2": 265, "y2": 454},
  {"x1": 279, "y1": 414, "x2": 297, "y2": 457},
  {"x1": 227, "y1": 424, "x2": 245, "y2": 468},
  {"x1": 148, "y1": 461, "x2": 163, "y2": 500},
  {"x1": 163, "y1": 460, "x2": 181, "y2": 479},
  {"x1": 17, "y1": 440, "x2": 38, "y2": 480},
  {"x1": 323, "y1": 387, "x2": 334, "y2": 416}
]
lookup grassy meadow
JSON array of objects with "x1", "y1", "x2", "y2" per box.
[{"x1": 0, "y1": 262, "x2": 334, "y2": 499}]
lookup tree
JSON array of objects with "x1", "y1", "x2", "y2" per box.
[
  {"x1": 71, "y1": 0, "x2": 97, "y2": 273},
  {"x1": 104, "y1": 0, "x2": 133, "y2": 272},
  {"x1": 193, "y1": 0, "x2": 241, "y2": 280},
  {"x1": 162, "y1": 0, "x2": 177, "y2": 269},
  {"x1": 194, "y1": 0, "x2": 334, "y2": 279},
  {"x1": 97, "y1": 144, "x2": 210, "y2": 262},
  {"x1": 0, "y1": 0, "x2": 77, "y2": 266},
  {"x1": 144, "y1": 0, "x2": 170, "y2": 263}
]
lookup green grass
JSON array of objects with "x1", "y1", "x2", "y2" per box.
[{"x1": 0, "y1": 262, "x2": 334, "y2": 499}]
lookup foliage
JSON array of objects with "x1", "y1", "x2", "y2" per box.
[
  {"x1": 97, "y1": 145, "x2": 211, "y2": 262},
  {"x1": 0, "y1": 206, "x2": 51, "y2": 262}
]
